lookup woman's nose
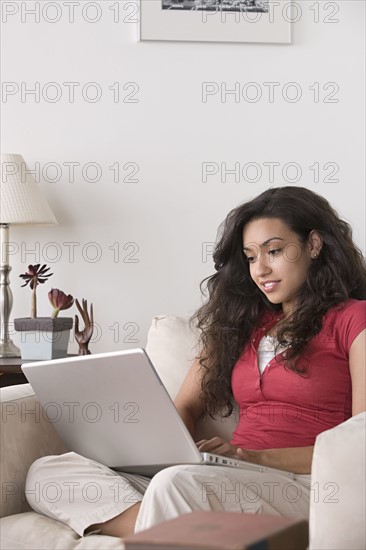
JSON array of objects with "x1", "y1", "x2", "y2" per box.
[{"x1": 254, "y1": 254, "x2": 272, "y2": 278}]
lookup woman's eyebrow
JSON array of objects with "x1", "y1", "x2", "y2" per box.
[{"x1": 243, "y1": 237, "x2": 285, "y2": 251}]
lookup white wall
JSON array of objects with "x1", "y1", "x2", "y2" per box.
[{"x1": 2, "y1": 0, "x2": 365, "y2": 354}]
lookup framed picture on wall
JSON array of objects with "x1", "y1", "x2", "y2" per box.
[{"x1": 139, "y1": 0, "x2": 292, "y2": 44}]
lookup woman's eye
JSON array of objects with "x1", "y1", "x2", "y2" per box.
[
  {"x1": 246, "y1": 256, "x2": 255, "y2": 263},
  {"x1": 268, "y1": 248, "x2": 281, "y2": 256}
]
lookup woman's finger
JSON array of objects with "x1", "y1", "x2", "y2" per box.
[{"x1": 195, "y1": 440, "x2": 208, "y2": 447}]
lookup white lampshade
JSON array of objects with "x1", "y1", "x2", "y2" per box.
[{"x1": 0, "y1": 153, "x2": 57, "y2": 225}]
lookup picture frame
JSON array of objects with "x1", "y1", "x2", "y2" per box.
[{"x1": 139, "y1": 0, "x2": 292, "y2": 44}]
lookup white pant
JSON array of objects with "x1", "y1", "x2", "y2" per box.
[{"x1": 26, "y1": 452, "x2": 311, "y2": 536}]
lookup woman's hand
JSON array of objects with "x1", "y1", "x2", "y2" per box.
[
  {"x1": 197, "y1": 437, "x2": 314, "y2": 473},
  {"x1": 196, "y1": 437, "x2": 244, "y2": 458},
  {"x1": 196, "y1": 437, "x2": 263, "y2": 463}
]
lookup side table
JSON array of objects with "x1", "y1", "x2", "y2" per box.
[
  {"x1": 0, "y1": 357, "x2": 29, "y2": 387},
  {"x1": 0, "y1": 356, "x2": 77, "y2": 388}
]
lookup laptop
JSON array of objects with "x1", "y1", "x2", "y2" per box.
[{"x1": 22, "y1": 349, "x2": 295, "y2": 479}]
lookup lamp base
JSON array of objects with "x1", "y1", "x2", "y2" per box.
[{"x1": 0, "y1": 340, "x2": 21, "y2": 358}]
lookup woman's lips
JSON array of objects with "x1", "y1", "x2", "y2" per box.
[{"x1": 261, "y1": 280, "x2": 280, "y2": 293}]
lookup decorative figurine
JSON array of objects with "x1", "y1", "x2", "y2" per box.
[{"x1": 74, "y1": 298, "x2": 94, "y2": 355}]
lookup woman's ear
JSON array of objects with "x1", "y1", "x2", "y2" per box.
[{"x1": 308, "y1": 230, "x2": 323, "y2": 259}]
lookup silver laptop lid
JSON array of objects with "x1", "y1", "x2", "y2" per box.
[{"x1": 22, "y1": 349, "x2": 202, "y2": 474}]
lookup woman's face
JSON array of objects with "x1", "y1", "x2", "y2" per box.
[{"x1": 242, "y1": 217, "x2": 317, "y2": 316}]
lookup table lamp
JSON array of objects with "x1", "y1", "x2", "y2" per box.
[{"x1": 0, "y1": 154, "x2": 57, "y2": 357}]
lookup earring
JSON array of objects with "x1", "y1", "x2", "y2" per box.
[{"x1": 312, "y1": 253, "x2": 318, "y2": 259}]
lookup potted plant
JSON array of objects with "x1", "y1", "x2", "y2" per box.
[{"x1": 14, "y1": 264, "x2": 74, "y2": 360}]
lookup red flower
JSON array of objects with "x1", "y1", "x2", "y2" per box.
[
  {"x1": 48, "y1": 289, "x2": 74, "y2": 318},
  {"x1": 20, "y1": 264, "x2": 54, "y2": 317},
  {"x1": 19, "y1": 264, "x2": 53, "y2": 289}
]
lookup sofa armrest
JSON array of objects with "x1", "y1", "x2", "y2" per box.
[
  {"x1": 0, "y1": 383, "x2": 67, "y2": 518},
  {"x1": 309, "y1": 411, "x2": 366, "y2": 549}
]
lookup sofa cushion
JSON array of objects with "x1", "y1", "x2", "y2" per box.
[
  {"x1": 145, "y1": 315, "x2": 237, "y2": 442},
  {"x1": 1, "y1": 512, "x2": 124, "y2": 549},
  {"x1": 0, "y1": 384, "x2": 67, "y2": 518},
  {"x1": 145, "y1": 315, "x2": 200, "y2": 400},
  {"x1": 309, "y1": 411, "x2": 366, "y2": 549}
]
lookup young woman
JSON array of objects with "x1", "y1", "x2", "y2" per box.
[{"x1": 26, "y1": 186, "x2": 366, "y2": 539}]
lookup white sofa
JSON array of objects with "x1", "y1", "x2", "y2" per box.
[{"x1": 1, "y1": 315, "x2": 365, "y2": 550}]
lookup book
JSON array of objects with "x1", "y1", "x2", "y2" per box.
[{"x1": 124, "y1": 511, "x2": 309, "y2": 550}]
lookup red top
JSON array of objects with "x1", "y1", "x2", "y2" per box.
[{"x1": 230, "y1": 299, "x2": 366, "y2": 449}]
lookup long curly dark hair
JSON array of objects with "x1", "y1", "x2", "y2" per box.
[{"x1": 191, "y1": 186, "x2": 366, "y2": 417}]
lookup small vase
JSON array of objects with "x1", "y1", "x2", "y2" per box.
[{"x1": 14, "y1": 317, "x2": 73, "y2": 360}]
